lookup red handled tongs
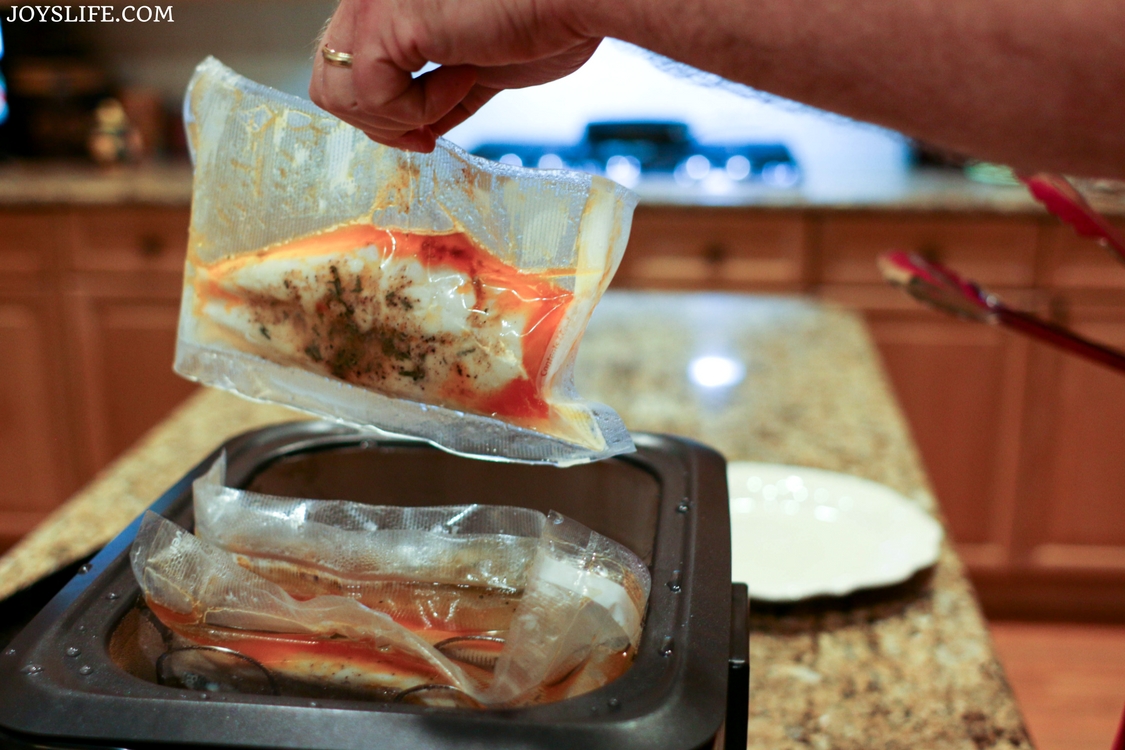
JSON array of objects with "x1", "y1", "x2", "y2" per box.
[
  {"x1": 1021, "y1": 173, "x2": 1125, "y2": 263},
  {"x1": 879, "y1": 172, "x2": 1125, "y2": 374}
]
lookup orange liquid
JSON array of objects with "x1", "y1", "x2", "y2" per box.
[
  {"x1": 537, "y1": 646, "x2": 635, "y2": 705},
  {"x1": 147, "y1": 599, "x2": 479, "y2": 687},
  {"x1": 147, "y1": 596, "x2": 636, "y2": 706}
]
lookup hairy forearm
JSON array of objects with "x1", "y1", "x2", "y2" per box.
[{"x1": 577, "y1": 0, "x2": 1125, "y2": 177}]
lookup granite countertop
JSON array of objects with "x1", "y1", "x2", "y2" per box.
[
  {"x1": 3, "y1": 159, "x2": 1121, "y2": 216},
  {"x1": 0, "y1": 291, "x2": 1030, "y2": 749},
  {"x1": 0, "y1": 161, "x2": 195, "y2": 206}
]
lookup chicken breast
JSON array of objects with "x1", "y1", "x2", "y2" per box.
[{"x1": 193, "y1": 224, "x2": 574, "y2": 429}]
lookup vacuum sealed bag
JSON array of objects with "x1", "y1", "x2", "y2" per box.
[
  {"x1": 175, "y1": 58, "x2": 638, "y2": 465},
  {"x1": 129, "y1": 456, "x2": 650, "y2": 706}
]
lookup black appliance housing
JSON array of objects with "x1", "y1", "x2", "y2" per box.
[{"x1": 0, "y1": 423, "x2": 748, "y2": 750}]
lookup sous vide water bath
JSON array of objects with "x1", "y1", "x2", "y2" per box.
[{"x1": 0, "y1": 422, "x2": 746, "y2": 750}]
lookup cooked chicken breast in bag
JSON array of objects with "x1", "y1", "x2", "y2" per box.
[
  {"x1": 175, "y1": 58, "x2": 637, "y2": 464},
  {"x1": 128, "y1": 456, "x2": 651, "y2": 706}
]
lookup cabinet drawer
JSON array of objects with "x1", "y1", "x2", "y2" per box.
[
  {"x1": 0, "y1": 211, "x2": 65, "y2": 272},
  {"x1": 617, "y1": 209, "x2": 806, "y2": 290},
  {"x1": 69, "y1": 207, "x2": 190, "y2": 272},
  {"x1": 1041, "y1": 221, "x2": 1125, "y2": 289},
  {"x1": 819, "y1": 216, "x2": 1039, "y2": 287},
  {"x1": 818, "y1": 283, "x2": 1047, "y2": 315}
]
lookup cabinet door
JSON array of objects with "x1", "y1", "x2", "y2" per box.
[
  {"x1": 0, "y1": 210, "x2": 65, "y2": 273},
  {"x1": 1040, "y1": 219, "x2": 1125, "y2": 289},
  {"x1": 68, "y1": 207, "x2": 190, "y2": 273},
  {"x1": 820, "y1": 285, "x2": 1031, "y2": 569},
  {"x1": 818, "y1": 215, "x2": 1040, "y2": 287},
  {"x1": 1016, "y1": 295, "x2": 1125, "y2": 573},
  {"x1": 0, "y1": 284, "x2": 76, "y2": 549},
  {"x1": 67, "y1": 275, "x2": 198, "y2": 480},
  {"x1": 617, "y1": 208, "x2": 807, "y2": 291}
]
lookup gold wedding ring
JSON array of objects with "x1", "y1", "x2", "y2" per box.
[{"x1": 322, "y1": 45, "x2": 354, "y2": 68}]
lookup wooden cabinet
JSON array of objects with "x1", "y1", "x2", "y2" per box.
[
  {"x1": 0, "y1": 211, "x2": 76, "y2": 549},
  {"x1": 0, "y1": 207, "x2": 195, "y2": 552},
  {"x1": 818, "y1": 215, "x2": 1040, "y2": 287},
  {"x1": 1040, "y1": 220, "x2": 1125, "y2": 289},
  {"x1": 618, "y1": 207, "x2": 807, "y2": 291},
  {"x1": 66, "y1": 274, "x2": 197, "y2": 477},
  {"x1": 62, "y1": 206, "x2": 195, "y2": 476},
  {"x1": 621, "y1": 206, "x2": 1125, "y2": 619},
  {"x1": 0, "y1": 284, "x2": 76, "y2": 549},
  {"x1": 1030, "y1": 297, "x2": 1125, "y2": 557},
  {"x1": 970, "y1": 292, "x2": 1125, "y2": 618},
  {"x1": 0, "y1": 211, "x2": 65, "y2": 273},
  {"x1": 68, "y1": 207, "x2": 190, "y2": 273}
]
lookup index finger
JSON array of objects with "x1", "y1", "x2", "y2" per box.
[
  {"x1": 310, "y1": 0, "x2": 477, "y2": 149},
  {"x1": 353, "y1": 59, "x2": 478, "y2": 129}
]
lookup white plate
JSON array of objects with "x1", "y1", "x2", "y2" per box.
[{"x1": 727, "y1": 462, "x2": 943, "y2": 601}]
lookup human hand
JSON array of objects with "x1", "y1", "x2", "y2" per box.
[{"x1": 310, "y1": 0, "x2": 604, "y2": 152}]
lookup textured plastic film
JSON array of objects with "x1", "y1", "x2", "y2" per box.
[
  {"x1": 193, "y1": 455, "x2": 543, "y2": 634},
  {"x1": 486, "y1": 510, "x2": 651, "y2": 704},
  {"x1": 130, "y1": 511, "x2": 476, "y2": 699},
  {"x1": 130, "y1": 457, "x2": 650, "y2": 706},
  {"x1": 174, "y1": 58, "x2": 638, "y2": 465}
]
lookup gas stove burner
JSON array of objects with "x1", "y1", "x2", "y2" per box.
[{"x1": 471, "y1": 120, "x2": 800, "y2": 189}]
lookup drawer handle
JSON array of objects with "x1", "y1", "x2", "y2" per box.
[
  {"x1": 140, "y1": 235, "x2": 165, "y2": 257},
  {"x1": 1049, "y1": 295, "x2": 1070, "y2": 326},
  {"x1": 917, "y1": 243, "x2": 943, "y2": 264},
  {"x1": 704, "y1": 243, "x2": 726, "y2": 265}
]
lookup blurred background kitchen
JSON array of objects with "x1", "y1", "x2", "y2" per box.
[{"x1": 0, "y1": 3, "x2": 1123, "y2": 748}]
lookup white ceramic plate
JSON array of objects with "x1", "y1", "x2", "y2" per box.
[{"x1": 727, "y1": 462, "x2": 943, "y2": 601}]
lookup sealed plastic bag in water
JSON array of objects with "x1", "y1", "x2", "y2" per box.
[
  {"x1": 175, "y1": 58, "x2": 638, "y2": 465},
  {"x1": 129, "y1": 456, "x2": 650, "y2": 706},
  {"x1": 131, "y1": 511, "x2": 478, "y2": 701},
  {"x1": 193, "y1": 455, "x2": 543, "y2": 638}
]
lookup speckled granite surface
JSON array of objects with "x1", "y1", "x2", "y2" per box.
[
  {"x1": 0, "y1": 162, "x2": 195, "y2": 206},
  {"x1": 4, "y1": 160, "x2": 1122, "y2": 217},
  {"x1": 0, "y1": 291, "x2": 1030, "y2": 749}
]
